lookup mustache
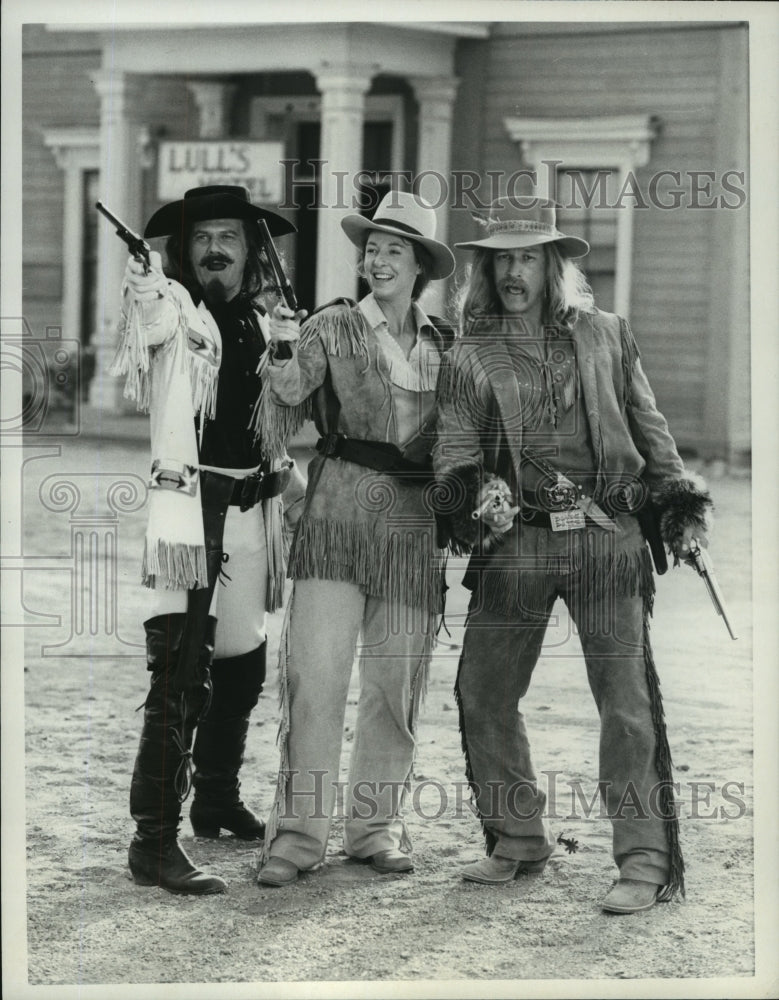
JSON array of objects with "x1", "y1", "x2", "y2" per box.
[{"x1": 198, "y1": 253, "x2": 234, "y2": 266}]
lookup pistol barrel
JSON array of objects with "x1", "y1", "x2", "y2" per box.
[{"x1": 689, "y1": 539, "x2": 738, "y2": 640}]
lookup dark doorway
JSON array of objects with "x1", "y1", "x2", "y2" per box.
[{"x1": 80, "y1": 169, "x2": 100, "y2": 402}]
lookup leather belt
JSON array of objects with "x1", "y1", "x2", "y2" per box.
[
  {"x1": 201, "y1": 466, "x2": 291, "y2": 513},
  {"x1": 518, "y1": 488, "x2": 646, "y2": 528},
  {"x1": 517, "y1": 508, "x2": 553, "y2": 528},
  {"x1": 315, "y1": 433, "x2": 434, "y2": 484}
]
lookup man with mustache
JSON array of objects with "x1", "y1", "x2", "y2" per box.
[
  {"x1": 114, "y1": 185, "x2": 305, "y2": 895},
  {"x1": 434, "y1": 196, "x2": 713, "y2": 913}
]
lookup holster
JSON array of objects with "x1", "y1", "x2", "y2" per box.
[
  {"x1": 169, "y1": 472, "x2": 233, "y2": 693},
  {"x1": 636, "y1": 500, "x2": 668, "y2": 575},
  {"x1": 229, "y1": 463, "x2": 292, "y2": 512}
]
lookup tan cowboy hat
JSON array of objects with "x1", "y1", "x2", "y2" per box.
[
  {"x1": 341, "y1": 191, "x2": 455, "y2": 279},
  {"x1": 144, "y1": 185, "x2": 296, "y2": 239},
  {"x1": 456, "y1": 198, "x2": 589, "y2": 258}
]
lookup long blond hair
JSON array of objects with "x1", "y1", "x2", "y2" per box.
[{"x1": 459, "y1": 242, "x2": 594, "y2": 337}]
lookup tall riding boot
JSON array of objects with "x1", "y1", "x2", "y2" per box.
[
  {"x1": 190, "y1": 642, "x2": 267, "y2": 840},
  {"x1": 128, "y1": 614, "x2": 227, "y2": 895}
]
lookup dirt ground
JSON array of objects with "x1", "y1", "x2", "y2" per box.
[{"x1": 10, "y1": 436, "x2": 765, "y2": 996}]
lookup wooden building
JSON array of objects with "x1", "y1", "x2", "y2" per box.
[{"x1": 22, "y1": 19, "x2": 749, "y2": 460}]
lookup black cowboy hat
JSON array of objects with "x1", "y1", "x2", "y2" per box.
[{"x1": 143, "y1": 185, "x2": 296, "y2": 239}]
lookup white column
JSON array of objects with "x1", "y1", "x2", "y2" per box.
[
  {"x1": 409, "y1": 76, "x2": 459, "y2": 313},
  {"x1": 314, "y1": 65, "x2": 373, "y2": 304},
  {"x1": 42, "y1": 130, "x2": 100, "y2": 347},
  {"x1": 186, "y1": 81, "x2": 238, "y2": 139},
  {"x1": 91, "y1": 69, "x2": 146, "y2": 413},
  {"x1": 613, "y1": 164, "x2": 634, "y2": 319}
]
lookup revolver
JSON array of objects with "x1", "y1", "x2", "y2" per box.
[
  {"x1": 96, "y1": 201, "x2": 151, "y2": 274},
  {"x1": 472, "y1": 476, "x2": 513, "y2": 521},
  {"x1": 688, "y1": 538, "x2": 738, "y2": 640}
]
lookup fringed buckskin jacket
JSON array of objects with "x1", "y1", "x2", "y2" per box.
[
  {"x1": 110, "y1": 279, "x2": 290, "y2": 610},
  {"x1": 433, "y1": 308, "x2": 713, "y2": 613},
  {"x1": 256, "y1": 295, "x2": 450, "y2": 615}
]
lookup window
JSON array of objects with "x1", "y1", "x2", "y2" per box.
[
  {"x1": 555, "y1": 168, "x2": 618, "y2": 312},
  {"x1": 42, "y1": 128, "x2": 101, "y2": 399},
  {"x1": 503, "y1": 115, "x2": 657, "y2": 318}
]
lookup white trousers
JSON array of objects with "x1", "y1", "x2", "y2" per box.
[{"x1": 144, "y1": 504, "x2": 268, "y2": 658}]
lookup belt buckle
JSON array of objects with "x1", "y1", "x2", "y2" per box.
[{"x1": 543, "y1": 480, "x2": 577, "y2": 511}]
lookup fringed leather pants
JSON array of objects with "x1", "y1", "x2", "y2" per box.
[{"x1": 456, "y1": 520, "x2": 683, "y2": 894}]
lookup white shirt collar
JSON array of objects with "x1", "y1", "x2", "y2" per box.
[
  {"x1": 358, "y1": 293, "x2": 434, "y2": 340},
  {"x1": 358, "y1": 294, "x2": 439, "y2": 392}
]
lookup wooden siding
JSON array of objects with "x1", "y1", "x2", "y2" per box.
[
  {"x1": 451, "y1": 23, "x2": 749, "y2": 456},
  {"x1": 21, "y1": 23, "x2": 749, "y2": 457},
  {"x1": 22, "y1": 28, "x2": 198, "y2": 341}
]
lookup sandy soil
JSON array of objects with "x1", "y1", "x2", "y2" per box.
[{"x1": 14, "y1": 438, "x2": 757, "y2": 993}]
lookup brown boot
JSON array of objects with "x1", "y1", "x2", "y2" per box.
[
  {"x1": 601, "y1": 878, "x2": 660, "y2": 914},
  {"x1": 461, "y1": 853, "x2": 549, "y2": 884}
]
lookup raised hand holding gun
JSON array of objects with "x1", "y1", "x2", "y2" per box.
[
  {"x1": 688, "y1": 538, "x2": 738, "y2": 640},
  {"x1": 259, "y1": 218, "x2": 298, "y2": 313},
  {"x1": 96, "y1": 201, "x2": 151, "y2": 273},
  {"x1": 259, "y1": 218, "x2": 307, "y2": 360},
  {"x1": 96, "y1": 201, "x2": 170, "y2": 321}
]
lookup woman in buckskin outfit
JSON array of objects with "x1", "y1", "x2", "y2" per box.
[
  {"x1": 433, "y1": 197, "x2": 713, "y2": 914},
  {"x1": 255, "y1": 192, "x2": 455, "y2": 886}
]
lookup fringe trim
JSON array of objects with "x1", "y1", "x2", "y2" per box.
[
  {"x1": 619, "y1": 317, "x2": 640, "y2": 408},
  {"x1": 141, "y1": 538, "x2": 208, "y2": 591},
  {"x1": 289, "y1": 516, "x2": 444, "y2": 615},
  {"x1": 250, "y1": 370, "x2": 313, "y2": 461},
  {"x1": 558, "y1": 364, "x2": 578, "y2": 415},
  {"x1": 109, "y1": 300, "x2": 152, "y2": 413},
  {"x1": 436, "y1": 348, "x2": 482, "y2": 414},
  {"x1": 263, "y1": 495, "x2": 287, "y2": 613},
  {"x1": 109, "y1": 291, "x2": 219, "y2": 420},
  {"x1": 187, "y1": 350, "x2": 218, "y2": 422},
  {"x1": 258, "y1": 592, "x2": 295, "y2": 867},
  {"x1": 641, "y1": 591, "x2": 686, "y2": 900},
  {"x1": 454, "y1": 635, "x2": 497, "y2": 857},
  {"x1": 399, "y1": 624, "x2": 436, "y2": 854},
  {"x1": 179, "y1": 288, "x2": 220, "y2": 420},
  {"x1": 301, "y1": 301, "x2": 369, "y2": 358},
  {"x1": 477, "y1": 545, "x2": 656, "y2": 617},
  {"x1": 447, "y1": 537, "x2": 474, "y2": 558}
]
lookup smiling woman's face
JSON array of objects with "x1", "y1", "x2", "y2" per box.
[
  {"x1": 363, "y1": 232, "x2": 420, "y2": 306},
  {"x1": 189, "y1": 218, "x2": 248, "y2": 303}
]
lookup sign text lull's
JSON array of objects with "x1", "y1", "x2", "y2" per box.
[{"x1": 157, "y1": 141, "x2": 284, "y2": 203}]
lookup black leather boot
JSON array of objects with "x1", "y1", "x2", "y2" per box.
[
  {"x1": 128, "y1": 614, "x2": 227, "y2": 895},
  {"x1": 190, "y1": 642, "x2": 267, "y2": 840}
]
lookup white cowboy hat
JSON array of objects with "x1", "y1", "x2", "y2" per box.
[
  {"x1": 456, "y1": 198, "x2": 590, "y2": 259},
  {"x1": 341, "y1": 191, "x2": 455, "y2": 279}
]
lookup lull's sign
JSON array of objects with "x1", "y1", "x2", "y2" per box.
[{"x1": 157, "y1": 141, "x2": 284, "y2": 203}]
